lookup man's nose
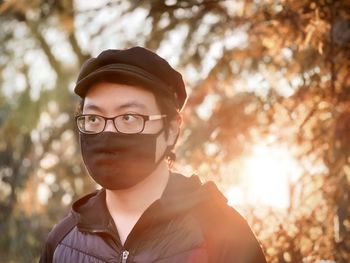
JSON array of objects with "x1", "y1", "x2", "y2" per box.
[{"x1": 104, "y1": 119, "x2": 118, "y2": 132}]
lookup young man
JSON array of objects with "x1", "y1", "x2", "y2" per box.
[{"x1": 40, "y1": 47, "x2": 267, "y2": 263}]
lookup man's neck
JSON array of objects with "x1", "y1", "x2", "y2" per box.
[
  {"x1": 105, "y1": 161, "x2": 170, "y2": 244},
  {"x1": 105, "y1": 161, "x2": 170, "y2": 216}
]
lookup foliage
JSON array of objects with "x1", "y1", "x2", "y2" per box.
[{"x1": 0, "y1": 0, "x2": 349, "y2": 262}]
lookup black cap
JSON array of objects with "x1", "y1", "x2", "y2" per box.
[{"x1": 74, "y1": 46, "x2": 187, "y2": 111}]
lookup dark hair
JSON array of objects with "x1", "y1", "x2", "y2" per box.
[{"x1": 75, "y1": 85, "x2": 180, "y2": 165}]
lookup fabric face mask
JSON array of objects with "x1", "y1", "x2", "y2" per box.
[{"x1": 80, "y1": 130, "x2": 165, "y2": 190}]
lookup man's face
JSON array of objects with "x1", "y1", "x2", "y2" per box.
[{"x1": 82, "y1": 82, "x2": 177, "y2": 161}]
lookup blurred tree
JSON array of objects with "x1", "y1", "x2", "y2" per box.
[
  {"x1": 0, "y1": 0, "x2": 93, "y2": 261},
  {"x1": 0, "y1": 0, "x2": 349, "y2": 262}
]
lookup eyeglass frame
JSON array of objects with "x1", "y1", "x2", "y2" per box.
[{"x1": 75, "y1": 113, "x2": 167, "y2": 135}]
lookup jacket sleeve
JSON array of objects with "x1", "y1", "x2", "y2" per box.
[
  {"x1": 39, "y1": 213, "x2": 77, "y2": 263},
  {"x1": 39, "y1": 239, "x2": 54, "y2": 263},
  {"x1": 218, "y1": 206, "x2": 267, "y2": 263},
  {"x1": 197, "y1": 201, "x2": 267, "y2": 263},
  {"x1": 227, "y1": 209, "x2": 267, "y2": 263}
]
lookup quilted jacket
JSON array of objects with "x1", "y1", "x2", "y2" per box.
[{"x1": 40, "y1": 173, "x2": 267, "y2": 263}]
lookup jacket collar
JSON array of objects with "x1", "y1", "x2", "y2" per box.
[
  {"x1": 72, "y1": 189, "x2": 118, "y2": 239},
  {"x1": 71, "y1": 173, "x2": 227, "y2": 237}
]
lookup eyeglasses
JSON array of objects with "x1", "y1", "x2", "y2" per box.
[{"x1": 75, "y1": 113, "x2": 167, "y2": 134}]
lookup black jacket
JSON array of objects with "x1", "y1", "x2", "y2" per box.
[{"x1": 40, "y1": 173, "x2": 267, "y2": 263}]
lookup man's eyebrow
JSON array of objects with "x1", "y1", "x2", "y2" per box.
[
  {"x1": 84, "y1": 103, "x2": 102, "y2": 112},
  {"x1": 116, "y1": 102, "x2": 147, "y2": 110},
  {"x1": 83, "y1": 101, "x2": 147, "y2": 112}
]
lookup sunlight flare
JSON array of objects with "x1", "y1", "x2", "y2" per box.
[{"x1": 226, "y1": 144, "x2": 302, "y2": 209}]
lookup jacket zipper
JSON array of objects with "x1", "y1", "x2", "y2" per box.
[
  {"x1": 86, "y1": 229, "x2": 128, "y2": 262},
  {"x1": 121, "y1": 250, "x2": 129, "y2": 263}
]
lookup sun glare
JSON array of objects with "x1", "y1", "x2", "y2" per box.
[{"x1": 226, "y1": 144, "x2": 302, "y2": 209}]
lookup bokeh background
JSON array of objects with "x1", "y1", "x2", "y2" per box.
[{"x1": 1, "y1": 0, "x2": 350, "y2": 262}]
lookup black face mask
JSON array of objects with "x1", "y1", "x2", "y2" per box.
[{"x1": 80, "y1": 130, "x2": 166, "y2": 190}]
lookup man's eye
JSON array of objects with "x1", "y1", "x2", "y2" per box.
[
  {"x1": 87, "y1": 116, "x2": 100, "y2": 123},
  {"x1": 122, "y1": 114, "x2": 137, "y2": 122}
]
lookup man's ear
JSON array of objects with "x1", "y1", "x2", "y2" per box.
[{"x1": 167, "y1": 115, "x2": 182, "y2": 146}]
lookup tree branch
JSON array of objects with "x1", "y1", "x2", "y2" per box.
[{"x1": 27, "y1": 20, "x2": 63, "y2": 75}]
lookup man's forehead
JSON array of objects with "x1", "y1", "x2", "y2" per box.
[
  {"x1": 83, "y1": 101, "x2": 148, "y2": 111},
  {"x1": 81, "y1": 81, "x2": 161, "y2": 114}
]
